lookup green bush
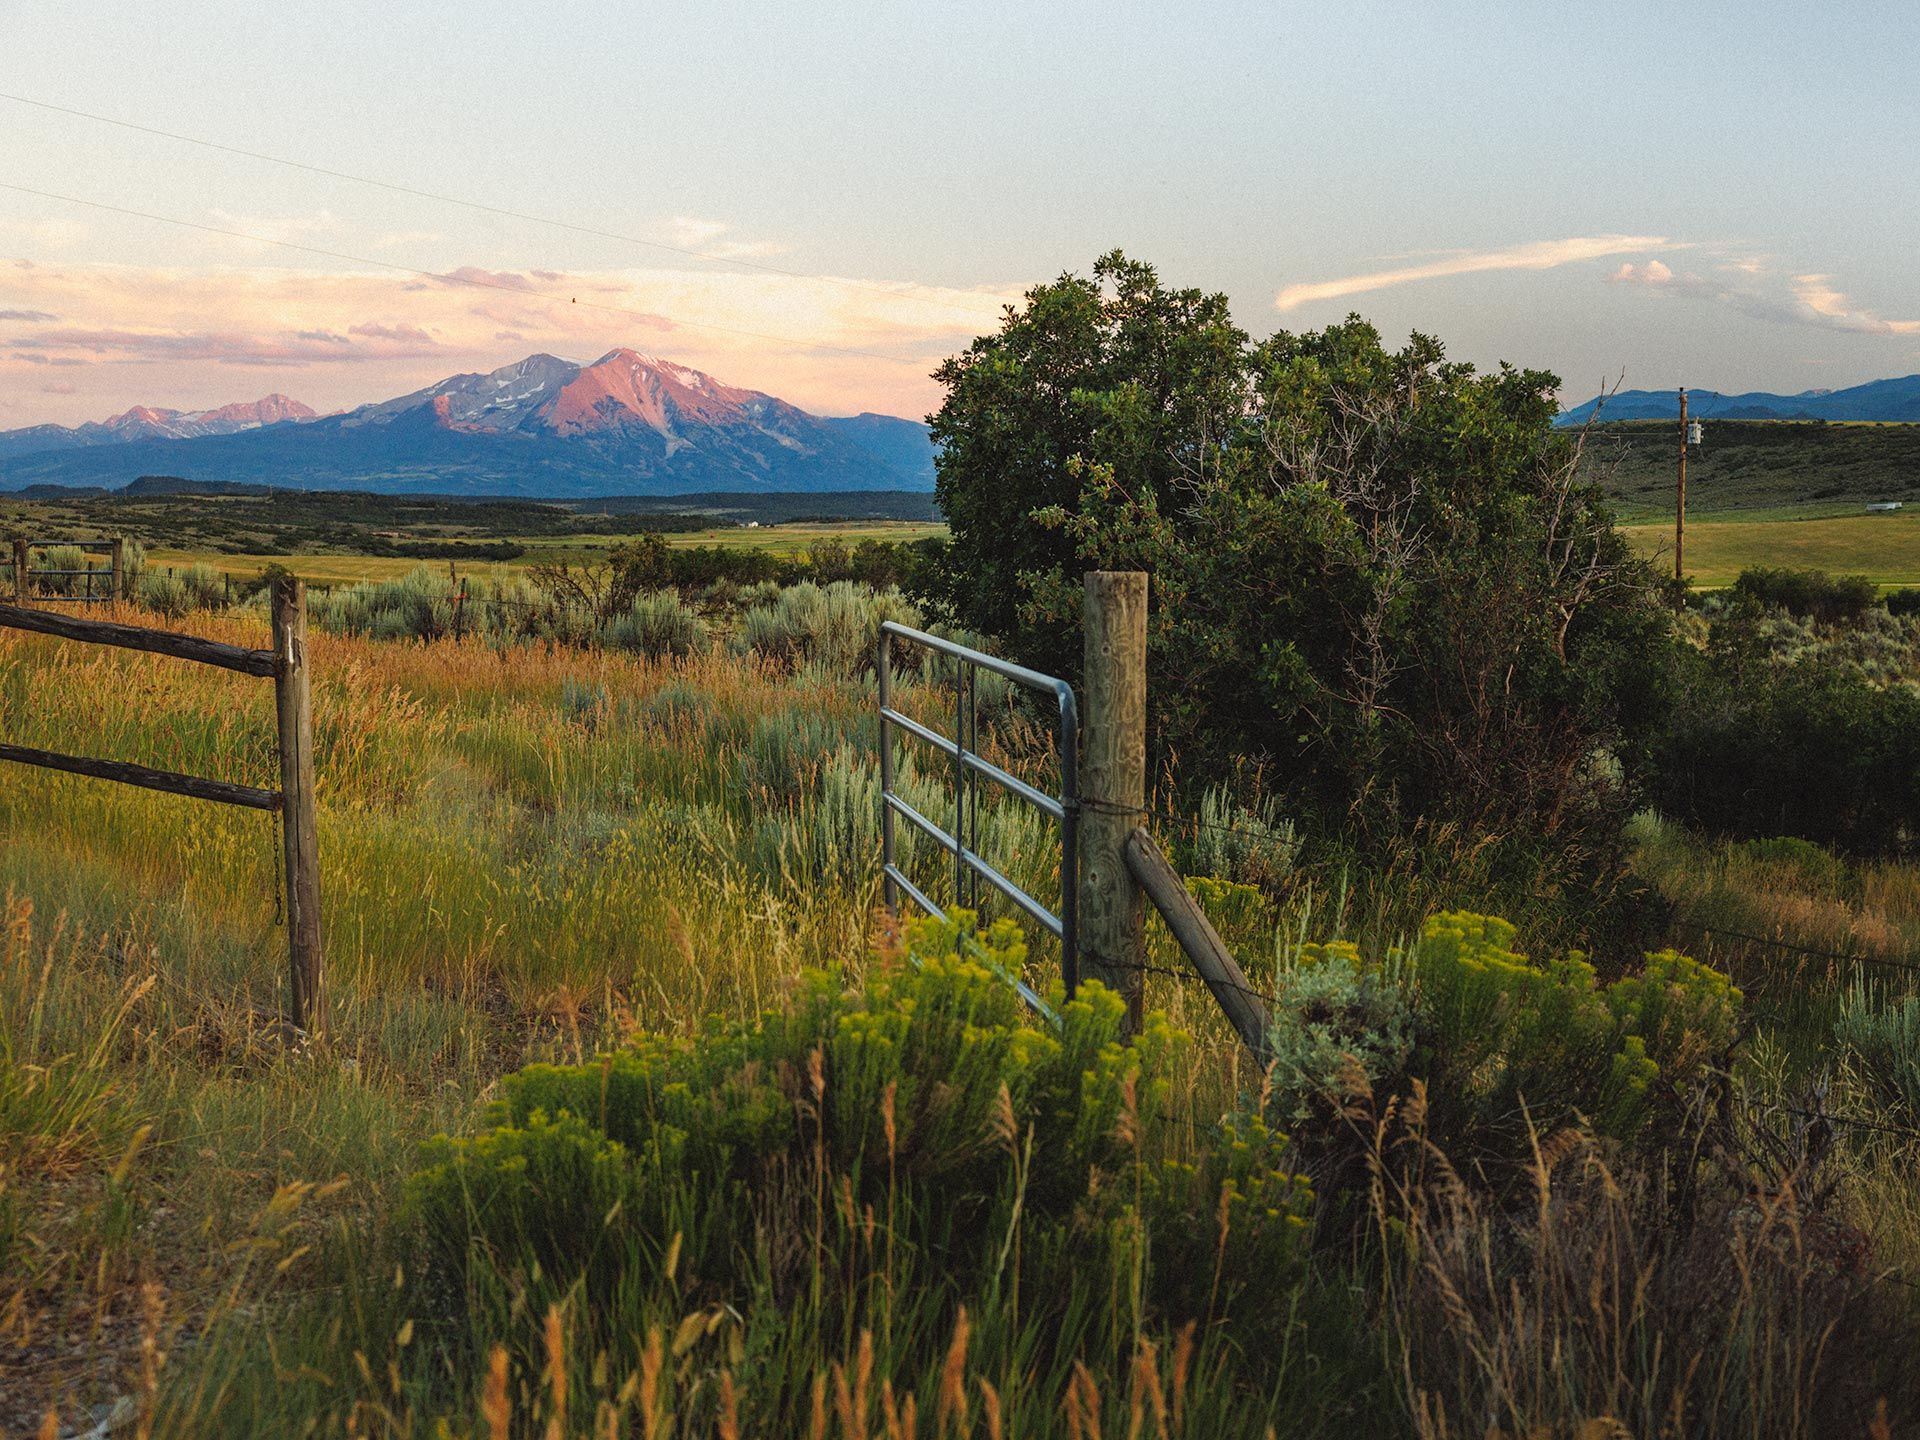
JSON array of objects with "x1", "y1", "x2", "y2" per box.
[
  {"x1": 932, "y1": 258, "x2": 1671, "y2": 929},
  {"x1": 136, "y1": 571, "x2": 190, "y2": 618},
  {"x1": 402, "y1": 915, "x2": 1313, "y2": 1390},
  {"x1": 1835, "y1": 979, "x2": 1920, "y2": 1118},
  {"x1": 1263, "y1": 941, "x2": 1414, "y2": 1123},
  {"x1": 1187, "y1": 784, "x2": 1299, "y2": 890},
  {"x1": 734, "y1": 581, "x2": 923, "y2": 677},
  {"x1": 1644, "y1": 650, "x2": 1920, "y2": 856},
  {"x1": 600, "y1": 589, "x2": 709, "y2": 658},
  {"x1": 1410, "y1": 911, "x2": 1741, "y2": 1151},
  {"x1": 180, "y1": 563, "x2": 228, "y2": 610},
  {"x1": 1885, "y1": 587, "x2": 1920, "y2": 617},
  {"x1": 1732, "y1": 565, "x2": 1879, "y2": 624}
]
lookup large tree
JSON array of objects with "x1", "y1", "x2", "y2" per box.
[
  {"x1": 929, "y1": 251, "x2": 1249, "y2": 643},
  {"x1": 930, "y1": 256, "x2": 1673, "y2": 897}
]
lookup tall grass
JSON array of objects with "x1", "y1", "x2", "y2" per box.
[{"x1": 5, "y1": 598, "x2": 1919, "y2": 1434}]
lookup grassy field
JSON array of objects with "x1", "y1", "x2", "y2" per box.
[
  {"x1": 2, "y1": 589, "x2": 1918, "y2": 1435},
  {"x1": 140, "y1": 520, "x2": 947, "y2": 587},
  {"x1": 1621, "y1": 509, "x2": 1920, "y2": 588}
]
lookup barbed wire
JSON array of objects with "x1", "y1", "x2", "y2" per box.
[
  {"x1": 1671, "y1": 917, "x2": 1920, "y2": 977},
  {"x1": 1752, "y1": 1101, "x2": 1920, "y2": 1146},
  {"x1": 1074, "y1": 794, "x2": 1293, "y2": 847}
]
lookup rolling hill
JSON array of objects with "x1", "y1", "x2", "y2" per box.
[
  {"x1": 1558, "y1": 374, "x2": 1920, "y2": 425},
  {"x1": 0, "y1": 350, "x2": 937, "y2": 496}
]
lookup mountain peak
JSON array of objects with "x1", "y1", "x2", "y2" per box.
[
  {"x1": 108, "y1": 405, "x2": 184, "y2": 427},
  {"x1": 0, "y1": 347, "x2": 937, "y2": 496}
]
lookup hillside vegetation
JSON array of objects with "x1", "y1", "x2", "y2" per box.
[
  {"x1": 1584, "y1": 418, "x2": 1920, "y2": 519},
  {"x1": 8, "y1": 265, "x2": 1920, "y2": 1436}
]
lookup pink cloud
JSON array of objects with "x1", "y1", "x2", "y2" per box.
[{"x1": 349, "y1": 321, "x2": 437, "y2": 344}]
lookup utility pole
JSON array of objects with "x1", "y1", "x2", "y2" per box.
[{"x1": 1675, "y1": 387, "x2": 1688, "y2": 589}]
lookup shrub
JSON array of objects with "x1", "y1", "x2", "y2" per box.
[
  {"x1": 735, "y1": 581, "x2": 923, "y2": 678},
  {"x1": 135, "y1": 570, "x2": 190, "y2": 618},
  {"x1": 1410, "y1": 911, "x2": 1740, "y2": 1153},
  {"x1": 1645, "y1": 653, "x2": 1920, "y2": 856},
  {"x1": 600, "y1": 590, "x2": 709, "y2": 658},
  {"x1": 402, "y1": 916, "x2": 1314, "y2": 1400},
  {"x1": 180, "y1": 563, "x2": 228, "y2": 610},
  {"x1": 1732, "y1": 565, "x2": 1879, "y2": 624},
  {"x1": 1187, "y1": 783, "x2": 1299, "y2": 890},
  {"x1": 1834, "y1": 979, "x2": 1920, "y2": 1118},
  {"x1": 1885, "y1": 587, "x2": 1920, "y2": 617},
  {"x1": 934, "y1": 259, "x2": 1671, "y2": 930},
  {"x1": 1187, "y1": 874, "x2": 1277, "y2": 955},
  {"x1": 738, "y1": 706, "x2": 843, "y2": 796},
  {"x1": 1263, "y1": 943, "x2": 1414, "y2": 1123}
]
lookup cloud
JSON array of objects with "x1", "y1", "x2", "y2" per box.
[
  {"x1": 1613, "y1": 260, "x2": 1673, "y2": 286},
  {"x1": 1275, "y1": 235, "x2": 1676, "y2": 310},
  {"x1": 438, "y1": 266, "x2": 541, "y2": 292},
  {"x1": 1610, "y1": 256, "x2": 1920, "y2": 335},
  {"x1": 0, "y1": 308, "x2": 57, "y2": 321},
  {"x1": 10, "y1": 324, "x2": 445, "y2": 366},
  {"x1": 1789, "y1": 274, "x2": 1920, "y2": 335},
  {"x1": 662, "y1": 216, "x2": 790, "y2": 260},
  {"x1": 349, "y1": 321, "x2": 437, "y2": 344}
]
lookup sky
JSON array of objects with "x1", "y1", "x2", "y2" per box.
[{"x1": 2, "y1": 0, "x2": 1918, "y2": 428}]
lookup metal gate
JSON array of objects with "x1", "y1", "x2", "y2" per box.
[{"x1": 876, "y1": 620, "x2": 1078, "y2": 1014}]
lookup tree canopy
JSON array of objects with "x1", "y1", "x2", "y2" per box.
[{"x1": 929, "y1": 252, "x2": 1673, "y2": 897}]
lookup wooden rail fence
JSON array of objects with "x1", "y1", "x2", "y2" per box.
[{"x1": 0, "y1": 576, "x2": 325, "y2": 1034}]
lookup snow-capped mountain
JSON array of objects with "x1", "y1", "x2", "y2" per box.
[
  {"x1": 0, "y1": 395, "x2": 317, "y2": 460},
  {"x1": 0, "y1": 352, "x2": 936, "y2": 495}
]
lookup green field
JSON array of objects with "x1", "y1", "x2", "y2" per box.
[
  {"x1": 143, "y1": 519, "x2": 947, "y2": 587},
  {"x1": 1621, "y1": 509, "x2": 1920, "y2": 588}
]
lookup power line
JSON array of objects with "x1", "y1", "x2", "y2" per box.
[
  {"x1": 0, "y1": 91, "x2": 1001, "y2": 322},
  {"x1": 0, "y1": 179, "x2": 939, "y2": 367}
]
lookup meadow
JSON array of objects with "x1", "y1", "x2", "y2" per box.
[
  {"x1": 137, "y1": 521, "x2": 947, "y2": 589},
  {"x1": 1620, "y1": 509, "x2": 1920, "y2": 588},
  {"x1": 3, "y1": 574, "x2": 1919, "y2": 1436}
]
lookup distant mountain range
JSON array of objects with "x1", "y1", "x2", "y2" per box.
[
  {"x1": 1557, "y1": 374, "x2": 1920, "y2": 426},
  {"x1": 0, "y1": 350, "x2": 938, "y2": 495},
  {"x1": 0, "y1": 395, "x2": 317, "y2": 460}
]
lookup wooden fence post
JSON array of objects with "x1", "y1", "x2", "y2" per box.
[
  {"x1": 271, "y1": 577, "x2": 324, "y2": 1036},
  {"x1": 1079, "y1": 570, "x2": 1147, "y2": 1031},
  {"x1": 110, "y1": 538, "x2": 126, "y2": 602},
  {"x1": 12, "y1": 539, "x2": 27, "y2": 602}
]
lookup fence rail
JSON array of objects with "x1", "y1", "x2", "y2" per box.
[
  {"x1": 877, "y1": 620, "x2": 1080, "y2": 1013},
  {"x1": 0, "y1": 578, "x2": 325, "y2": 1033},
  {"x1": 7, "y1": 536, "x2": 128, "y2": 605}
]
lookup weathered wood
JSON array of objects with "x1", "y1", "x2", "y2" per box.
[
  {"x1": 272, "y1": 578, "x2": 324, "y2": 1035},
  {"x1": 0, "y1": 601, "x2": 275, "y2": 676},
  {"x1": 1079, "y1": 570, "x2": 1148, "y2": 1031},
  {"x1": 11, "y1": 540, "x2": 25, "y2": 602},
  {"x1": 0, "y1": 743, "x2": 282, "y2": 811},
  {"x1": 111, "y1": 538, "x2": 126, "y2": 602},
  {"x1": 1125, "y1": 827, "x2": 1273, "y2": 1064}
]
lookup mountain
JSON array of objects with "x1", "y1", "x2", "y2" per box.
[
  {"x1": 0, "y1": 352, "x2": 937, "y2": 495},
  {"x1": 0, "y1": 395, "x2": 316, "y2": 460},
  {"x1": 1557, "y1": 375, "x2": 1920, "y2": 426}
]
